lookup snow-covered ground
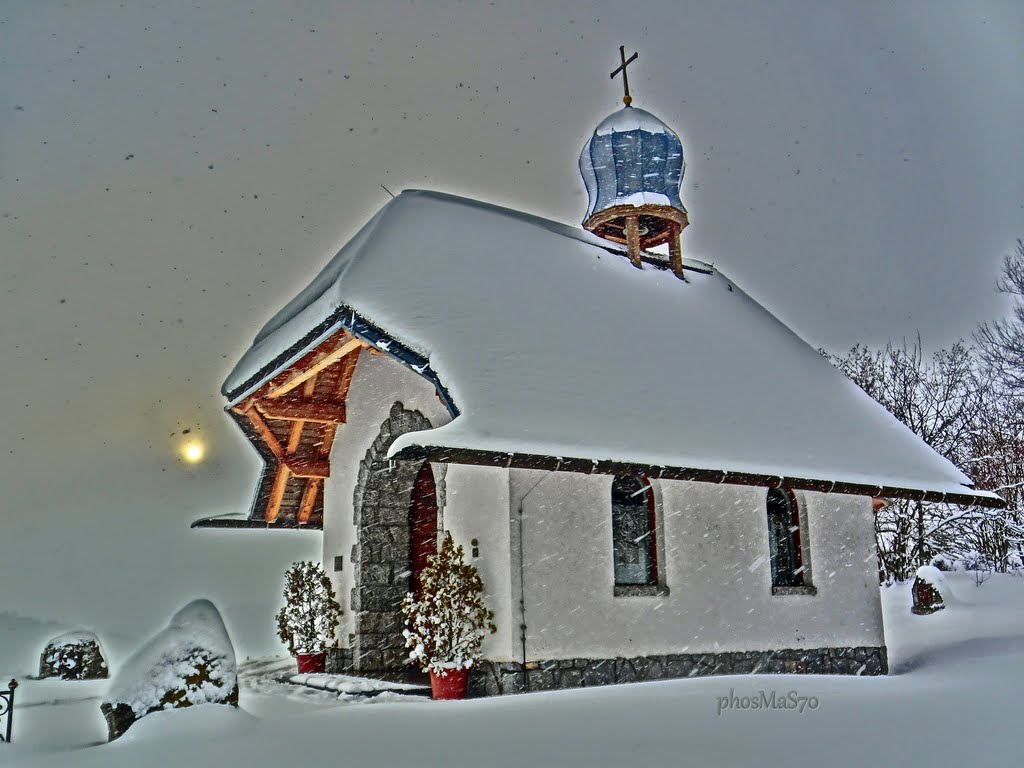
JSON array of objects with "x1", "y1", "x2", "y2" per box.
[{"x1": 3, "y1": 573, "x2": 1022, "y2": 767}]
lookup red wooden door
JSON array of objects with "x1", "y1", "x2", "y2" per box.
[{"x1": 409, "y1": 463, "x2": 438, "y2": 598}]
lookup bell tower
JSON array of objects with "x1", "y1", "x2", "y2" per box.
[{"x1": 579, "y1": 47, "x2": 689, "y2": 277}]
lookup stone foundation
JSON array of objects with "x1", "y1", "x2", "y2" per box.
[
  {"x1": 327, "y1": 645, "x2": 887, "y2": 696},
  {"x1": 468, "y1": 646, "x2": 888, "y2": 697},
  {"x1": 326, "y1": 647, "x2": 355, "y2": 674}
]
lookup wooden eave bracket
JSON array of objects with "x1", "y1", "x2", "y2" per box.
[
  {"x1": 297, "y1": 479, "x2": 321, "y2": 524},
  {"x1": 267, "y1": 337, "x2": 365, "y2": 399},
  {"x1": 285, "y1": 455, "x2": 331, "y2": 479},
  {"x1": 253, "y1": 399, "x2": 347, "y2": 424}
]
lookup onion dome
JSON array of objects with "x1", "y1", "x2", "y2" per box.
[{"x1": 579, "y1": 104, "x2": 689, "y2": 275}]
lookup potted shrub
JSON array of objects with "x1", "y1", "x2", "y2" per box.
[
  {"x1": 401, "y1": 532, "x2": 497, "y2": 699},
  {"x1": 275, "y1": 561, "x2": 342, "y2": 674}
]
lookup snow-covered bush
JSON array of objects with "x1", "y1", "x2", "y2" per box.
[
  {"x1": 275, "y1": 561, "x2": 341, "y2": 655},
  {"x1": 100, "y1": 599, "x2": 238, "y2": 741},
  {"x1": 946, "y1": 551, "x2": 998, "y2": 585},
  {"x1": 401, "y1": 532, "x2": 496, "y2": 676},
  {"x1": 39, "y1": 630, "x2": 108, "y2": 680}
]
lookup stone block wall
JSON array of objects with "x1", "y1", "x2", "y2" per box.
[
  {"x1": 349, "y1": 402, "x2": 433, "y2": 673},
  {"x1": 326, "y1": 647, "x2": 355, "y2": 674},
  {"x1": 467, "y1": 646, "x2": 888, "y2": 697}
]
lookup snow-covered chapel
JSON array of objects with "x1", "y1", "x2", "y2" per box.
[{"x1": 199, "y1": 57, "x2": 1001, "y2": 695}]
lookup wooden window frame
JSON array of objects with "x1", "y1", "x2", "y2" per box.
[
  {"x1": 768, "y1": 488, "x2": 816, "y2": 596},
  {"x1": 612, "y1": 476, "x2": 668, "y2": 596}
]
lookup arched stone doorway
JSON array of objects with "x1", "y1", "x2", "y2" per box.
[{"x1": 351, "y1": 402, "x2": 437, "y2": 673}]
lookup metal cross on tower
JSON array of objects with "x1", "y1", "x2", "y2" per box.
[{"x1": 610, "y1": 46, "x2": 638, "y2": 106}]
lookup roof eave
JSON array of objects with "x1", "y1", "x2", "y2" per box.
[
  {"x1": 223, "y1": 304, "x2": 460, "y2": 418},
  {"x1": 190, "y1": 516, "x2": 323, "y2": 531},
  {"x1": 390, "y1": 444, "x2": 1005, "y2": 509}
]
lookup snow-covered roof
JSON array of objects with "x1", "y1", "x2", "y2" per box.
[
  {"x1": 223, "y1": 190, "x2": 998, "y2": 505},
  {"x1": 593, "y1": 106, "x2": 674, "y2": 136}
]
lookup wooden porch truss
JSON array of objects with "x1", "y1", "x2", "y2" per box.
[{"x1": 230, "y1": 331, "x2": 365, "y2": 526}]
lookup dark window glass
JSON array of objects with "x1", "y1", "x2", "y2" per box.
[
  {"x1": 612, "y1": 476, "x2": 657, "y2": 586},
  {"x1": 767, "y1": 488, "x2": 804, "y2": 587}
]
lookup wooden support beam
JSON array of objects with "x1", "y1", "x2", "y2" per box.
[
  {"x1": 286, "y1": 420, "x2": 304, "y2": 454},
  {"x1": 243, "y1": 407, "x2": 284, "y2": 460},
  {"x1": 285, "y1": 376, "x2": 319, "y2": 453},
  {"x1": 297, "y1": 479, "x2": 320, "y2": 524},
  {"x1": 668, "y1": 222, "x2": 683, "y2": 278},
  {"x1": 336, "y1": 349, "x2": 361, "y2": 399},
  {"x1": 265, "y1": 465, "x2": 291, "y2": 523},
  {"x1": 268, "y1": 338, "x2": 364, "y2": 398},
  {"x1": 624, "y1": 215, "x2": 642, "y2": 268},
  {"x1": 285, "y1": 456, "x2": 331, "y2": 479},
  {"x1": 255, "y1": 399, "x2": 347, "y2": 424},
  {"x1": 319, "y1": 424, "x2": 339, "y2": 460},
  {"x1": 233, "y1": 397, "x2": 255, "y2": 414}
]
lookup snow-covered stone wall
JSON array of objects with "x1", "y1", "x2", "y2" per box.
[
  {"x1": 323, "y1": 352, "x2": 451, "y2": 648},
  {"x1": 513, "y1": 470, "x2": 883, "y2": 660}
]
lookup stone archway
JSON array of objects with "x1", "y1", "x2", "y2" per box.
[{"x1": 351, "y1": 402, "x2": 434, "y2": 673}]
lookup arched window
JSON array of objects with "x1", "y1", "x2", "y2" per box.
[
  {"x1": 766, "y1": 488, "x2": 804, "y2": 588},
  {"x1": 611, "y1": 476, "x2": 658, "y2": 586}
]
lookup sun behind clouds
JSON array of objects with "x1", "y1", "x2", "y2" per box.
[{"x1": 180, "y1": 440, "x2": 205, "y2": 464}]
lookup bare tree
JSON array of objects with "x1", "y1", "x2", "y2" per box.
[
  {"x1": 830, "y1": 339, "x2": 988, "y2": 581},
  {"x1": 961, "y1": 387, "x2": 1024, "y2": 571},
  {"x1": 826, "y1": 239, "x2": 1024, "y2": 580},
  {"x1": 965, "y1": 237, "x2": 1024, "y2": 570},
  {"x1": 976, "y1": 239, "x2": 1024, "y2": 393}
]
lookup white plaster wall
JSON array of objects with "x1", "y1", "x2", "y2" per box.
[
  {"x1": 322, "y1": 351, "x2": 451, "y2": 646},
  {"x1": 439, "y1": 464, "x2": 516, "y2": 661},
  {"x1": 515, "y1": 471, "x2": 884, "y2": 660},
  {"x1": 325, "y1": 354, "x2": 883, "y2": 662}
]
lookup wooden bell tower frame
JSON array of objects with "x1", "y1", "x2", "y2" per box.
[{"x1": 584, "y1": 204, "x2": 689, "y2": 277}]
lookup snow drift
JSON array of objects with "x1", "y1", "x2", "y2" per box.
[{"x1": 100, "y1": 599, "x2": 238, "y2": 740}]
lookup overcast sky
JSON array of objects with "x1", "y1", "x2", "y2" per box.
[{"x1": 2, "y1": 1, "x2": 1022, "y2": 656}]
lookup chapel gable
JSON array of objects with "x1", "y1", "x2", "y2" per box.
[{"x1": 217, "y1": 331, "x2": 365, "y2": 528}]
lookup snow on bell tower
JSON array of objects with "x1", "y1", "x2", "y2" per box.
[{"x1": 579, "y1": 47, "x2": 689, "y2": 277}]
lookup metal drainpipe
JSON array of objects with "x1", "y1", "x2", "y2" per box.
[{"x1": 516, "y1": 472, "x2": 552, "y2": 692}]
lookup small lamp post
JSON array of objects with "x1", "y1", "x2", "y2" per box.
[{"x1": 1, "y1": 678, "x2": 17, "y2": 744}]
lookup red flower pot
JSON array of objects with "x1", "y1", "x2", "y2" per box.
[
  {"x1": 430, "y1": 668, "x2": 469, "y2": 700},
  {"x1": 296, "y1": 652, "x2": 326, "y2": 674}
]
